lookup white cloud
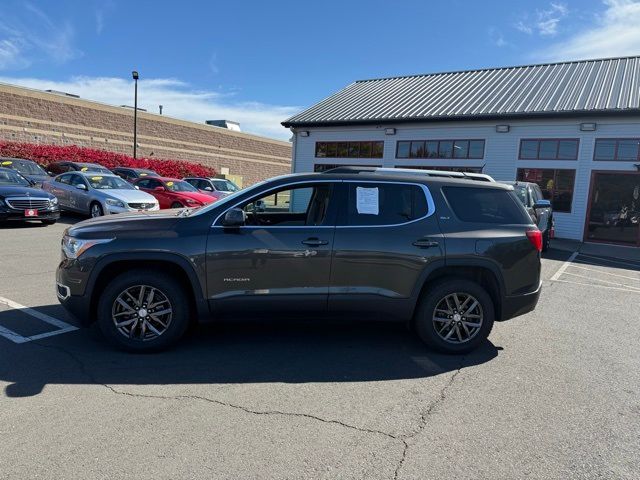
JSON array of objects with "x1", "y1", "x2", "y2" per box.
[
  {"x1": 0, "y1": 75, "x2": 298, "y2": 141},
  {"x1": 0, "y1": 2, "x2": 80, "y2": 69},
  {"x1": 488, "y1": 28, "x2": 509, "y2": 47},
  {"x1": 542, "y1": 0, "x2": 640, "y2": 61},
  {"x1": 515, "y1": 2, "x2": 569, "y2": 37}
]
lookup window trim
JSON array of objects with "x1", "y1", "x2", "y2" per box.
[
  {"x1": 396, "y1": 139, "x2": 485, "y2": 160},
  {"x1": 211, "y1": 179, "x2": 435, "y2": 229},
  {"x1": 518, "y1": 138, "x2": 580, "y2": 160},
  {"x1": 516, "y1": 167, "x2": 576, "y2": 213},
  {"x1": 593, "y1": 138, "x2": 640, "y2": 161}
]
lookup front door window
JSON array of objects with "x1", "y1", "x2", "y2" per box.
[{"x1": 586, "y1": 173, "x2": 640, "y2": 246}]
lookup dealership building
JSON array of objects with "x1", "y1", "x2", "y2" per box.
[{"x1": 283, "y1": 55, "x2": 640, "y2": 247}]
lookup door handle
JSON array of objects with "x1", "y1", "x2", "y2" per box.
[
  {"x1": 302, "y1": 238, "x2": 329, "y2": 246},
  {"x1": 413, "y1": 239, "x2": 439, "y2": 249}
]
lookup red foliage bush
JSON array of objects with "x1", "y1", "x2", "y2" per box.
[{"x1": 0, "y1": 141, "x2": 216, "y2": 179}]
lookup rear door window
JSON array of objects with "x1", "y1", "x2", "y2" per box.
[
  {"x1": 443, "y1": 186, "x2": 531, "y2": 224},
  {"x1": 345, "y1": 182, "x2": 429, "y2": 226}
]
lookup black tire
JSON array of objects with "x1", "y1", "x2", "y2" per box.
[
  {"x1": 414, "y1": 278, "x2": 494, "y2": 354},
  {"x1": 170, "y1": 202, "x2": 183, "y2": 209},
  {"x1": 41, "y1": 219, "x2": 57, "y2": 225},
  {"x1": 97, "y1": 269, "x2": 190, "y2": 352},
  {"x1": 542, "y1": 229, "x2": 551, "y2": 252},
  {"x1": 90, "y1": 202, "x2": 104, "y2": 218}
]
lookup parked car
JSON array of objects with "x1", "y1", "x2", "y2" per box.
[
  {"x1": 183, "y1": 176, "x2": 241, "y2": 195},
  {"x1": 112, "y1": 167, "x2": 159, "y2": 183},
  {"x1": 0, "y1": 167, "x2": 59, "y2": 224},
  {"x1": 133, "y1": 177, "x2": 218, "y2": 209},
  {"x1": 43, "y1": 172, "x2": 159, "y2": 217},
  {"x1": 56, "y1": 167, "x2": 542, "y2": 353},
  {"x1": 502, "y1": 181, "x2": 554, "y2": 251},
  {"x1": 47, "y1": 161, "x2": 112, "y2": 175},
  {"x1": 180, "y1": 177, "x2": 227, "y2": 201},
  {"x1": 0, "y1": 157, "x2": 51, "y2": 186}
]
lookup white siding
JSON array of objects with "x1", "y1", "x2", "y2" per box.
[{"x1": 291, "y1": 116, "x2": 640, "y2": 242}]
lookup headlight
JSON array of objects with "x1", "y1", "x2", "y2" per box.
[
  {"x1": 185, "y1": 198, "x2": 200, "y2": 205},
  {"x1": 50, "y1": 197, "x2": 58, "y2": 206},
  {"x1": 62, "y1": 235, "x2": 113, "y2": 259},
  {"x1": 106, "y1": 198, "x2": 125, "y2": 208}
]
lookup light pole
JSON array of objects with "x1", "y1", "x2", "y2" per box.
[{"x1": 132, "y1": 70, "x2": 139, "y2": 158}]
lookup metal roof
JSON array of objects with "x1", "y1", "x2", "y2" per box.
[{"x1": 282, "y1": 56, "x2": 640, "y2": 127}]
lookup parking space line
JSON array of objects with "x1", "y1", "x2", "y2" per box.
[
  {"x1": 561, "y1": 271, "x2": 640, "y2": 292},
  {"x1": 550, "y1": 251, "x2": 579, "y2": 281},
  {"x1": 573, "y1": 253, "x2": 640, "y2": 269},
  {"x1": 0, "y1": 295, "x2": 78, "y2": 344},
  {"x1": 567, "y1": 264, "x2": 640, "y2": 282},
  {"x1": 554, "y1": 279, "x2": 640, "y2": 294}
]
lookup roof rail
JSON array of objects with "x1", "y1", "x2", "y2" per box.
[
  {"x1": 320, "y1": 166, "x2": 495, "y2": 182},
  {"x1": 321, "y1": 166, "x2": 378, "y2": 174}
]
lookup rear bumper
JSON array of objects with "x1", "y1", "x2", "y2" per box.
[{"x1": 499, "y1": 281, "x2": 542, "y2": 321}]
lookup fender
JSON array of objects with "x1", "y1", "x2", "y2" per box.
[
  {"x1": 88, "y1": 251, "x2": 210, "y2": 319},
  {"x1": 445, "y1": 256, "x2": 506, "y2": 297}
]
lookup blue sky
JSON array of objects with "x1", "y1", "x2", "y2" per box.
[{"x1": 0, "y1": 0, "x2": 639, "y2": 140}]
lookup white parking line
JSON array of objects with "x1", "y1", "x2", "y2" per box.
[
  {"x1": 550, "y1": 251, "x2": 579, "y2": 281},
  {"x1": 561, "y1": 271, "x2": 640, "y2": 292},
  {"x1": 0, "y1": 296, "x2": 78, "y2": 344},
  {"x1": 553, "y1": 279, "x2": 640, "y2": 293},
  {"x1": 567, "y1": 263, "x2": 640, "y2": 282}
]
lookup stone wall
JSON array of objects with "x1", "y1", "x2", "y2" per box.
[{"x1": 0, "y1": 83, "x2": 292, "y2": 185}]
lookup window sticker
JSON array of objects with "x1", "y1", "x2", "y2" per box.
[
  {"x1": 166, "y1": 181, "x2": 174, "y2": 187},
  {"x1": 139, "y1": 173, "x2": 148, "y2": 176},
  {"x1": 81, "y1": 167, "x2": 88, "y2": 171},
  {"x1": 356, "y1": 186, "x2": 379, "y2": 215},
  {"x1": 1, "y1": 160, "x2": 13, "y2": 165},
  {"x1": 91, "y1": 176, "x2": 103, "y2": 181}
]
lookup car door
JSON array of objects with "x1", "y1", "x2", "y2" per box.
[
  {"x1": 49, "y1": 173, "x2": 73, "y2": 207},
  {"x1": 328, "y1": 181, "x2": 444, "y2": 319},
  {"x1": 68, "y1": 174, "x2": 91, "y2": 213},
  {"x1": 137, "y1": 178, "x2": 167, "y2": 207},
  {"x1": 206, "y1": 181, "x2": 337, "y2": 315},
  {"x1": 531, "y1": 185, "x2": 551, "y2": 232}
]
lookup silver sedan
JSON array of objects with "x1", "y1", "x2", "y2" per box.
[{"x1": 43, "y1": 172, "x2": 159, "y2": 217}]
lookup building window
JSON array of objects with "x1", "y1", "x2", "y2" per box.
[
  {"x1": 517, "y1": 168, "x2": 576, "y2": 213},
  {"x1": 519, "y1": 139, "x2": 579, "y2": 160},
  {"x1": 395, "y1": 165, "x2": 483, "y2": 173},
  {"x1": 396, "y1": 140, "x2": 484, "y2": 159},
  {"x1": 315, "y1": 141, "x2": 384, "y2": 159},
  {"x1": 594, "y1": 138, "x2": 640, "y2": 161},
  {"x1": 313, "y1": 163, "x2": 380, "y2": 172}
]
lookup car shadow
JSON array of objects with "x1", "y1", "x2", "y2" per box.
[{"x1": 1, "y1": 309, "x2": 501, "y2": 398}]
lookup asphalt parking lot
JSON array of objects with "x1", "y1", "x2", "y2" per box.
[{"x1": 1, "y1": 216, "x2": 639, "y2": 480}]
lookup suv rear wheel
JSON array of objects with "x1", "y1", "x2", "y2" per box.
[
  {"x1": 97, "y1": 270, "x2": 190, "y2": 352},
  {"x1": 415, "y1": 278, "x2": 494, "y2": 354}
]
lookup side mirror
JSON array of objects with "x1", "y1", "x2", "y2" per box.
[
  {"x1": 533, "y1": 199, "x2": 551, "y2": 209},
  {"x1": 154, "y1": 186, "x2": 165, "y2": 192},
  {"x1": 47, "y1": 171, "x2": 54, "y2": 176},
  {"x1": 134, "y1": 185, "x2": 140, "y2": 190},
  {"x1": 76, "y1": 183, "x2": 87, "y2": 191},
  {"x1": 221, "y1": 208, "x2": 246, "y2": 227},
  {"x1": 255, "y1": 199, "x2": 266, "y2": 212}
]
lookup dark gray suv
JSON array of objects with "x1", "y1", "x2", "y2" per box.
[{"x1": 56, "y1": 167, "x2": 542, "y2": 353}]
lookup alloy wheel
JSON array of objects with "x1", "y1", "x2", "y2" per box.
[
  {"x1": 91, "y1": 204, "x2": 103, "y2": 217},
  {"x1": 111, "y1": 285, "x2": 173, "y2": 341},
  {"x1": 432, "y1": 292, "x2": 483, "y2": 344}
]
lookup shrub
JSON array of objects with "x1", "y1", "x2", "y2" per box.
[{"x1": 0, "y1": 141, "x2": 216, "y2": 178}]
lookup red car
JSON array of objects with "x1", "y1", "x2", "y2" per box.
[{"x1": 133, "y1": 177, "x2": 219, "y2": 209}]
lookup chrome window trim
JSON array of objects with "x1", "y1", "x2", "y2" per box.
[{"x1": 211, "y1": 179, "x2": 435, "y2": 229}]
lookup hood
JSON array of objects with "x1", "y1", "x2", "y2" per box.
[
  {"x1": 0, "y1": 185, "x2": 55, "y2": 198},
  {"x1": 179, "y1": 191, "x2": 217, "y2": 204},
  {"x1": 66, "y1": 208, "x2": 182, "y2": 238},
  {"x1": 98, "y1": 189, "x2": 158, "y2": 204}
]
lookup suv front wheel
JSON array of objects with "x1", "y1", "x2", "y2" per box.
[
  {"x1": 415, "y1": 279, "x2": 494, "y2": 354},
  {"x1": 97, "y1": 270, "x2": 190, "y2": 352}
]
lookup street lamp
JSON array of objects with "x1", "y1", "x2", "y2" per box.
[{"x1": 132, "y1": 70, "x2": 139, "y2": 158}]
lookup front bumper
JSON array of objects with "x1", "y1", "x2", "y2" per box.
[
  {"x1": 56, "y1": 263, "x2": 92, "y2": 325},
  {"x1": 0, "y1": 206, "x2": 60, "y2": 221},
  {"x1": 499, "y1": 280, "x2": 542, "y2": 321}
]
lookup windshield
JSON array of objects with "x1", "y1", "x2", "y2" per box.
[
  {"x1": 79, "y1": 165, "x2": 111, "y2": 174},
  {"x1": 0, "y1": 169, "x2": 30, "y2": 186},
  {"x1": 212, "y1": 179, "x2": 239, "y2": 192},
  {"x1": 512, "y1": 185, "x2": 528, "y2": 206},
  {"x1": 87, "y1": 175, "x2": 134, "y2": 190},
  {"x1": 2, "y1": 160, "x2": 47, "y2": 176},
  {"x1": 165, "y1": 180, "x2": 198, "y2": 192}
]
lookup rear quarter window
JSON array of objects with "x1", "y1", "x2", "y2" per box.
[{"x1": 443, "y1": 186, "x2": 531, "y2": 224}]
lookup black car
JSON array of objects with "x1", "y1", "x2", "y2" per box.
[
  {"x1": 503, "y1": 181, "x2": 554, "y2": 251},
  {"x1": 0, "y1": 168, "x2": 60, "y2": 225},
  {"x1": 56, "y1": 167, "x2": 542, "y2": 353},
  {"x1": 0, "y1": 157, "x2": 51, "y2": 186},
  {"x1": 47, "y1": 161, "x2": 112, "y2": 175},
  {"x1": 111, "y1": 167, "x2": 159, "y2": 183}
]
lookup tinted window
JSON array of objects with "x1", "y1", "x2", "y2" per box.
[
  {"x1": 315, "y1": 141, "x2": 383, "y2": 159},
  {"x1": 70, "y1": 174, "x2": 86, "y2": 187},
  {"x1": 346, "y1": 183, "x2": 428, "y2": 226},
  {"x1": 517, "y1": 168, "x2": 576, "y2": 213},
  {"x1": 519, "y1": 139, "x2": 578, "y2": 160},
  {"x1": 594, "y1": 138, "x2": 640, "y2": 161},
  {"x1": 444, "y1": 187, "x2": 530, "y2": 224},
  {"x1": 137, "y1": 178, "x2": 161, "y2": 189},
  {"x1": 57, "y1": 173, "x2": 72, "y2": 184},
  {"x1": 87, "y1": 175, "x2": 133, "y2": 190}
]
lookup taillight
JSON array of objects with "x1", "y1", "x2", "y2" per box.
[{"x1": 526, "y1": 229, "x2": 542, "y2": 252}]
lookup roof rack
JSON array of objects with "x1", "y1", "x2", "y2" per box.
[{"x1": 321, "y1": 166, "x2": 495, "y2": 182}]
